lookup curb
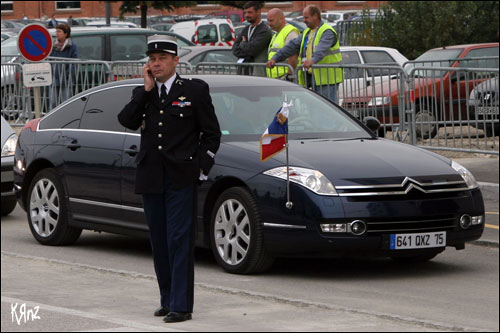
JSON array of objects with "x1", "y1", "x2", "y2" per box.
[{"x1": 478, "y1": 182, "x2": 499, "y2": 201}]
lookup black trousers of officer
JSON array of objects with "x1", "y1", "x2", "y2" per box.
[{"x1": 142, "y1": 170, "x2": 197, "y2": 313}]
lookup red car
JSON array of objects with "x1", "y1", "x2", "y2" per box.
[{"x1": 342, "y1": 43, "x2": 499, "y2": 138}]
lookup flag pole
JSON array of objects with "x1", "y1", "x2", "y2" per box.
[{"x1": 285, "y1": 134, "x2": 293, "y2": 210}]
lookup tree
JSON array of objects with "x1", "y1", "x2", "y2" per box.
[
  {"x1": 117, "y1": 1, "x2": 196, "y2": 28},
  {"x1": 350, "y1": 1, "x2": 499, "y2": 59}
]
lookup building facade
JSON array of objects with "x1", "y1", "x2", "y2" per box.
[{"x1": 2, "y1": 1, "x2": 386, "y2": 21}]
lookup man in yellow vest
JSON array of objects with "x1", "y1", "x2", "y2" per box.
[
  {"x1": 266, "y1": 5, "x2": 343, "y2": 103},
  {"x1": 266, "y1": 8, "x2": 300, "y2": 80}
]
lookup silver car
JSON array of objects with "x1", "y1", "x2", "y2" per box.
[{"x1": 1, "y1": 116, "x2": 18, "y2": 215}]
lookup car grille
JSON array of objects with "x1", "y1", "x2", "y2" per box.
[
  {"x1": 365, "y1": 215, "x2": 457, "y2": 234},
  {"x1": 336, "y1": 177, "x2": 469, "y2": 197}
]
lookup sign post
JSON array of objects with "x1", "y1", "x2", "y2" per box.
[{"x1": 17, "y1": 24, "x2": 53, "y2": 119}]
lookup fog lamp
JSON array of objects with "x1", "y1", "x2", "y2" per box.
[
  {"x1": 471, "y1": 215, "x2": 484, "y2": 225},
  {"x1": 349, "y1": 220, "x2": 367, "y2": 236},
  {"x1": 321, "y1": 224, "x2": 347, "y2": 233},
  {"x1": 460, "y1": 214, "x2": 472, "y2": 229}
]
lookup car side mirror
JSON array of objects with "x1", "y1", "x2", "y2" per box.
[{"x1": 363, "y1": 116, "x2": 381, "y2": 134}]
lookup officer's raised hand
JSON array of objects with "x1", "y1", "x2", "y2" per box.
[{"x1": 143, "y1": 64, "x2": 155, "y2": 92}]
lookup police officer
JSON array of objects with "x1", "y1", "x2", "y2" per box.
[
  {"x1": 118, "y1": 35, "x2": 221, "y2": 323},
  {"x1": 266, "y1": 5, "x2": 344, "y2": 103}
]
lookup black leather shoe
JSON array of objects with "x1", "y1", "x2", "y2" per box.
[
  {"x1": 154, "y1": 307, "x2": 169, "y2": 317},
  {"x1": 163, "y1": 312, "x2": 192, "y2": 323}
]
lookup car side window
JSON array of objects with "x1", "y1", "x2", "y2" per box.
[
  {"x1": 110, "y1": 35, "x2": 147, "y2": 61},
  {"x1": 459, "y1": 47, "x2": 499, "y2": 69},
  {"x1": 72, "y1": 36, "x2": 104, "y2": 60},
  {"x1": 39, "y1": 98, "x2": 87, "y2": 130},
  {"x1": 79, "y1": 87, "x2": 134, "y2": 132},
  {"x1": 360, "y1": 51, "x2": 396, "y2": 64},
  {"x1": 341, "y1": 50, "x2": 362, "y2": 79},
  {"x1": 361, "y1": 51, "x2": 400, "y2": 76}
]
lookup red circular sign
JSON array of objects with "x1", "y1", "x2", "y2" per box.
[{"x1": 18, "y1": 24, "x2": 53, "y2": 62}]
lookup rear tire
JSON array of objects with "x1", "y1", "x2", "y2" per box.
[{"x1": 27, "y1": 169, "x2": 81, "y2": 245}]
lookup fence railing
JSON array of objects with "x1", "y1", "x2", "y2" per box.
[{"x1": 2, "y1": 58, "x2": 498, "y2": 155}]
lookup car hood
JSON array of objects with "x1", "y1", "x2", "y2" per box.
[{"x1": 223, "y1": 139, "x2": 460, "y2": 186}]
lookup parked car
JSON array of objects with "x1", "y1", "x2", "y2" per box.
[
  {"x1": 1, "y1": 27, "x2": 194, "y2": 63},
  {"x1": 85, "y1": 20, "x2": 138, "y2": 28},
  {"x1": 14, "y1": 75, "x2": 484, "y2": 274},
  {"x1": 170, "y1": 18, "x2": 235, "y2": 46},
  {"x1": 208, "y1": 10, "x2": 244, "y2": 24},
  {"x1": 342, "y1": 43, "x2": 499, "y2": 138},
  {"x1": 468, "y1": 77, "x2": 499, "y2": 136},
  {"x1": 2, "y1": 116, "x2": 18, "y2": 216},
  {"x1": 113, "y1": 46, "x2": 237, "y2": 79},
  {"x1": 338, "y1": 46, "x2": 409, "y2": 104}
]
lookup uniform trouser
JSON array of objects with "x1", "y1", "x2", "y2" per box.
[
  {"x1": 142, "y1": 173, "x2": 197, "y2": 313},
  {"x1": 306, "y1": 73, "x2": 339, "y2": 104}
]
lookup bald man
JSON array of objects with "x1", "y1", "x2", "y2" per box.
[{"x1": 266, "y1": 8, "x2": 299, "y2": 80}]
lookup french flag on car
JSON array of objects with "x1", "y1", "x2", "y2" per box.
[{"x1": 260, "y1": 100, "x2": 293, "y2": 162}]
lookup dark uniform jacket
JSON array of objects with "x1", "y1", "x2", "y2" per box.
[{"x1": 118, "y1": 74, "x2": 221, "y2": 193}]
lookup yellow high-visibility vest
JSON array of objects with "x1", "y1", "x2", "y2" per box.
[
  {"x1": 266, "y1": 24, "x2": 300, "y2": 78},
  {"x1": 298, "y1": 22, "x2": 343, "y2": 86}
]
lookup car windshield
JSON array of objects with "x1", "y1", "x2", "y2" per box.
[
  {"x1": 404, "y1": 49, "x2": 463, "y2": 77},
  {"x1": 211, "y1": 85, "x2": 371, "y2": 141}
]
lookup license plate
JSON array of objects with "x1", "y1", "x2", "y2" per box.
[
  {"x1": 390, "y1": 231, "x2": 446, "y2": 250},
  {"x1": 477, "y1": 106, "x2": 499, "y2": 115}
]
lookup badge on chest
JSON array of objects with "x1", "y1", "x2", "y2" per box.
[{"x1": 172, "y1": 96, "x2": 191, "y2": 108}]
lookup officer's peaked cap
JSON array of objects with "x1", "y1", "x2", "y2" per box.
[{"x1": 146, "y1": 34, "x2": 177, "y2": 56}]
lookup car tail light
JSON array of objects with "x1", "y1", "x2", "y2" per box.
[{"x1": 23, "y1": 118, "x2": 41, "y2": 132}]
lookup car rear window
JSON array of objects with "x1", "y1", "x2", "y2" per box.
[
  {"x1": 198, "y1": 24, "x2": 218, "y2": 43},
  {"x1": 110, "y1": 35, "x2": 147, "y2": 61},
  {"x1": 72, "y1": 36, "x2": 104, "y2": 61}
]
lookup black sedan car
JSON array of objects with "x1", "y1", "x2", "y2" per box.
[{"x1": 14, "y1": 76, "x2": 485, "y2": 274}]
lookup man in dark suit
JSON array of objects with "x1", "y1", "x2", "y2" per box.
[{"x1": 118, "y1": 35, "x2": 221, "y2": 323}]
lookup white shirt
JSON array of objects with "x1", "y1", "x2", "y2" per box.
[{"x1": 156, "y1": 73, "x2": 176, "y2": 97}]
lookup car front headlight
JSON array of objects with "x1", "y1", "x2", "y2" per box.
[
  {"x1": 1, "y1": 134, "x2": 18, "y2": 157},
  {"x1": 451, "y1": 161, "x2": 478, "y2": 189},
  {"x1": 367, "y1": 96, "x2": 391, "y2": 106},
  {"x1": 263, "y1": 166, "x2": 338, "y2": 196}
]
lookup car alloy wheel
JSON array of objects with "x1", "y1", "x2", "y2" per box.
[
  {"x1": 415, "y1": 102, "x2": 438, "y2": 139},
  {"x1": 214, "y1": 198, "x2": 251, "y2": 266},
  {"x1": 30, "y1": 176, "x2": 60, "y2": 237},
  {"x1": 27, "y1": 169, "x2": 81, "y2": 245},
  {"x1": 210, "y1": 187, "x2": 273, "y2": 274}
]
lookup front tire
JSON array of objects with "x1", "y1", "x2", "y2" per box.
[
  {"x1": 27, "y1": 169, "x2": 81, "y2": 245},
  {"x1": 210, "y1": 187, "x2": 274, "y2": 274},
  {"x1": 1, "y1": 196, "x2": 17, "y2": 216}
]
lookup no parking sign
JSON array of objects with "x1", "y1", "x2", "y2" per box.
[
  {"x1": 17, "y1": 24, "x2": 53, "y2": 117},
  {"x1": 18, "y1": 24, "x2": 53, "y2": 62}
]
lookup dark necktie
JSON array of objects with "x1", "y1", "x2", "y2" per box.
[{"x1": 160, "y1": 84, "x2": 167, "y2": 103}]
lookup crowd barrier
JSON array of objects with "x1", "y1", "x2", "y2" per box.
[{"x1": 1, "y1": 57, "x2": 498, "y2": 155}]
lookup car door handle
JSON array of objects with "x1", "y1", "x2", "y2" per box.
[
  {"x1": 66, "y1": 141, "x2": 81, "y2": 151},
  {"x1": 124, "y1": 145, "x2": 138, "y2": 156}
]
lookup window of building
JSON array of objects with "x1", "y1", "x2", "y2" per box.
[
  {"x1": 55, "y1": 1, "x2": 81, "y2": 11},
  {"x1": 1, "y1": 1, "x2": 13, "y2": 13}
]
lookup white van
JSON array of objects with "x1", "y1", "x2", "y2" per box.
[{"x1": 170, "y1": 18, "x2": 235, "y2": 46}]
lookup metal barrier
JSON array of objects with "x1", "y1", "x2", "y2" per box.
[
  {"x1": 110, "y1": 61, "x2": 192, "y2": 80},
  {"x1": 1, "y1": 59, "x2": 111, "y2": 124},
  {"x1": 407, "y1": 66, "x2": 498, "y2": 154},
  {"x1": 2, "y1": 58, "x2": 498, "y2": 155}
]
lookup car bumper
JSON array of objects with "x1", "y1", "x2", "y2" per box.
[
  {"x1": 252, "y1": 176, "x2": 485, "y2": 257},
  {"x1": 1, "y1": 156, "x2": 15, "y2": 198}
]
